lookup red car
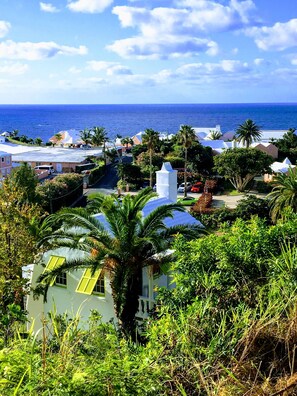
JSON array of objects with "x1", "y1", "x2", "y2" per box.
[{"x1": 191, "y1": 182, "x2": 204, "y2": 193}]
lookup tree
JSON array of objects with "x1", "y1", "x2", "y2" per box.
[
  {"x1": 214, "y1": 148, "x2": 273, "y2": 192},
  {"x1": 91, "y1": 126, "x2": 107, "y2": 147},
  {"x1": 267, "y1": 167, "x2": 297, "y2": 222},
  {"x1": 235, "y1": 119, "x2": 262, "y2": 148},
  {"x1": 79, "y1": 128, "x2": 92, "y2": 146},
  {"x1": 91, "y1": 127, "x2": 108, "y2": 164},
  {"x1": 142, "y1": 129, "x2": 160, "y2": 188},
  {"x1": 209, "y1": 130, "x2": 222, "y2": 140},
  {"x1": 121, "y1": 137, "x2": 134, "y2": 151},
  {"x1": 36, "y1": 188, "x2": 204, "y2": 339},
  {"x1": 9, "y1": 163, "x2": 38, "y2": 204},
  {"x1": 177, "y1": 125, "x2": 196, "y2": 197},
  {"x1": 54, "y1": 133, "x2": 63, "y2": 146},
  {"x1": 34, "y1": 137, "x2": 43, "y2": 146},
  {"x1": 0, "y1": 179, "x2": 42, "y2": 343}
]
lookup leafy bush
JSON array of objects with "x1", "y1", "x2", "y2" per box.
[
  {"x1": 88, "y1": 164, "x2": 106, "y2": 185},
  {"x1": 37, "y1": 173, "x2": 83, "y2": 212}
]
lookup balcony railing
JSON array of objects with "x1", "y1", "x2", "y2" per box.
[{"x1": 137, "y1": 296, "x2": 155, "y2": 319}]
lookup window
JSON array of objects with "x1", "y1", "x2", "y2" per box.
[
  {"x1": 76, "y1": 268, "x2": 103, "y2": 295},
  {"x1": 93, "y1": 272, "x2": 105, "y2": 295},
  {"x1": 55, "y1": 272, "x2": 67, "y2": 286},
  {"x1": 6, "y1": 157, "x2": 10, "y2": 164},
  {"x1": 43, "y1": 256, "x2": 66, "y2": 286},
  {"x1": 1, "y1": 157, "x2": 4, "y2": 162}
]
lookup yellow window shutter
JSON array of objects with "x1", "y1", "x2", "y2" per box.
[
  {"x1": 76, "y1": 268, "x2": 102, "y2": 295},
  {"x1": 43, "y1": 256, "x2": 66, "y2": 286}
]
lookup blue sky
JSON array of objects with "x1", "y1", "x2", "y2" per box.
[{"x1": 0, "y1": 0, "x2": 296, "y2": 104}]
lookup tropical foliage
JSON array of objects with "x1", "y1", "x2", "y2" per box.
[
  {"x1": 2, "y1": 215, "x2": 297, "y2": 395},
  {"x1": 177, "y1": 125, "x2": 196, "y2": 197},
  {"x1": 36, "y1": 188, "x2": 204, "y2": 339},
  {"x1": 214, "y1": 147, "x2": 273, "y2": 192},
  {"x1": 0, "y1": 178, "x2": 43, "y2": 344},
  {"x1": 268, "y1": 166, "x2": 297, "y2": 222},
  {"x1": 142, "y1": 129, "x2": 160, "y2": 187},
  {"x1": 235, "y1": 119, "x2": 262, "y2": 148}
]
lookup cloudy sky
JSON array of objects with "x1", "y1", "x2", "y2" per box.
[{"x1": 0, "y1": 0, "x2": 296, "y2": 104}]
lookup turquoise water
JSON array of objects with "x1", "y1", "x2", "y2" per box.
[{"x1": 0, "y1": 103, "x2": 296, "y2": 141}]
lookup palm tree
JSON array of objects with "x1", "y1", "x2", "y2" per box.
[
  {"x1": 142, "y1": 129, "x2": 160, "y2": 188},
  {"x1": 177, "y1": 125, "x2": 196, "y2": 198},
  {"x1": 268, "y1": 167, "x2": 297, "y2": 222},
  {"x1": 36, "y1": 188, "x2": 204, "y2": 339},
  {"x1": 91, "y1": 126, "x2": 107, "y2": 147},
  {"x1": 121, "y1": 137, "x2": 134, "y2": 152},
  {"x1": 91, "y1": 126, "x2": 108, "y2": 164},
  {"x1": 209, "y1": 130, "x2": 222, "y2": 140},
  {"x1": 54, "y1": 133, "x2": 63, "y2": 146},
  {"x1": 235, "y1": 119, "x2": 262, "y2": 148},
  {"x1": 79, "y1": 128, "x2": 92, "y2": 146}
]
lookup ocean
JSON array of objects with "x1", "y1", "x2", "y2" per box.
[{"x1": 0, "y1": 103, "x2": 296, "y2": 142}]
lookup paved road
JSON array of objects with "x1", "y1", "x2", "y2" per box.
[{"x1": 85, "y1": 156, "x2": 133, "y2": 196}]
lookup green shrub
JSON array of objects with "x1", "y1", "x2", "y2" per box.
[{"x1": 88, "y1": 164, "x2": 106, "y2": 185}]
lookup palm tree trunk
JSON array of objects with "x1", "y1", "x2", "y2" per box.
[
  {"x1": 112, "y1": 272, "x2": 141, "y2": 341},
  {"x1": 184, "y1": 148, "x2": 188, "y2": 198},
  {"x1": 149, "y1": 149, "x2": 153, "y2": 188}
]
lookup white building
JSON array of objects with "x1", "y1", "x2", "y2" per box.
[
  {"x1": 26, "y1": 163, "x2": 202, "y2": 333},
  {"x1": 193, "y1": 125, "x2": 221, "y2": 140}
]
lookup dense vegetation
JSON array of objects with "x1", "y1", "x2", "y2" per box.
[
  {"x1": 1, "y1": 122, "x2": 297, "y2": 394},
  {"x1": 1, "y1": 214, "x2": 297, "y2": 395}
]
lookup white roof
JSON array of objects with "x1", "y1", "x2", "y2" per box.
[
  {"x1": 0, "y1": 150, "x2": 11, "y2": 156},
  {"x1": 0, "y1": 143, "x2": 103, "y2": 164},
  {"x1": 261, "y1": 130, "x2": 293, "y2": 142},
  {"x1": 271, "y1": 158, "x2": 296, "y2": 173},
  {"x1": 93, "y1": 196, "x2": 203, "y2": 230},
  {"x1": 200, "y1": 140, "x2": 231, "y2": 150}
]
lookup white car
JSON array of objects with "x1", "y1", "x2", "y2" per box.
[{"x1": 177, "y1": 182, "x2": 192, "y2": 193}]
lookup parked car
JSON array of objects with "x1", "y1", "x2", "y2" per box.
[
  {"x1": 177, "y1": 196, "x2": 197, "y2": 206},
  {"x1": 34, "y1": 165, "x2": 55, "y2": 175},
  {"x1": 191, "y1": 182, "x2": 204, "y2": 193},
  {"x1": 177, "y1": 182, "x2": 192, "y2": 193}
]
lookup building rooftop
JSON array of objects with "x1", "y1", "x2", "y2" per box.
[{"x1": 0, "y1": 143, "x2": 103, "y2": 164}]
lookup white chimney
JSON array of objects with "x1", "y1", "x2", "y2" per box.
[{"x1": 156, "y1": 162, "x2": 177, "y2": 202}]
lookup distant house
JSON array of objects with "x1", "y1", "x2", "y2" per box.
[
  {"x1": 49, "y1": 129, "x2": 83, "y2": 146},
  {"x1": 264, "y1": 157, "x2": 296, "y2": 182},
  {"x1": 200, "y1": 139, "x2": 278, "y2": 158},
  {"x1": 193, "y1": 125, "x2": 221, "y2": 141},
  {"x1": 250, "y1": 142, "x2": 278, "y2": 159},
  {"x1": 26, "y1": 163, "x2": 202, "y2": 334},
  {"x1": 132, "y1": 131, "x2": 145, "y2": 145},
  {"x1": 200, "y1": 140, "x2": 232, "y2": 155},
  {"x1": 222, "y1": 129, "x2": 295, "y2": 143},
  {"x1": 0, "y1": 151, "x2": 12, "y2": 178}
]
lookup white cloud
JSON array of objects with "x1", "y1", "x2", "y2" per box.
[
  {"x1": 109, "y1": 1, "x2": 257, "y2": 59},
  {"x1": 176, "y1": 60, "x2": 250, "y2": 78},
  {"x1": 87, "y1": 60, "x2": 133, "y2": 75},
  {"x1": 0, "y1": 40, "x2": 87, "y2": 60},
  {"x1": 0, "y1": 62, "x2": 28, "y2": 75},
  {"x1": 0, "y1": 21, "x2": 11, "y2": 38},
  {"x1": 40, "y1": 2, "x2": 60, "y2": 13},
  {"x1": 68, "y1": 66, "x2": 82, "y2": 74},
  {"x1": 291, "y1": 58, "x2": 297, "y2": 66},
  {"x1": 247, "y1": 19, "x2": 297, "y2": 51},
  {"x1": 107, "y1": 35, "x2": 218, "y2": 59},
  {"x1": 67, "y1": 0, "x2": 113, "y2": 13},
  {"x1": 113, "y1": 1, "x2": 257, "y2": 36},
  {"x1": 254, "y1": 58, "x2": 264, "y2": 65}
]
